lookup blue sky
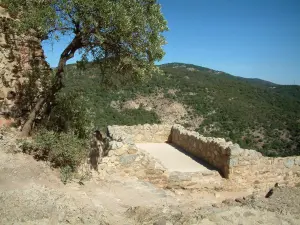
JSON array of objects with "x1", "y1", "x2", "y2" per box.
[{"x1": 42, "y1": 0, "x2": 300, "y2": 85}]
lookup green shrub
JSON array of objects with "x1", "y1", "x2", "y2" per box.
[
  {"x1": 48, "y1": 132, "x2": 87, "y2": 169},
  {"x1": 21, "y1": 129, "x2": 87, "y2": 183},
  {"x1": 60, "y1": 165, "x2": 73, "y2": 184},
  {"x1": 45, "y1": 90, "x2": 95, "y2": 139}
]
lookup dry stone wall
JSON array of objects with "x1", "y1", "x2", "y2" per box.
[
  {"x1": 0, "y1": 6, "x2": 50, "y2": 117},
  {"x1": 171, "y1": 125, "x2": 300, "y2": 187},
  {"x1": 106, "y1": 124, "x2": 300, "y2": 190},
  {"x1": 107, "y1": 124, "x2": 172, "y2": 147},
  {"x1": 229, "y1": 146, "x2": 300, "y2": 188},
  {"x1": 171, "y1": 124, "x2": 231, "y2": 178},
  {"x1": 105, "y1": 124, "x2": 223, "y2": 190}
]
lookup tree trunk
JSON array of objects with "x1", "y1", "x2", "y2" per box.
[
  {"x1": 21, "y1": 34, "x2": 83, "y2": 137},
  {"x1": 20, "y1": 97, "x2": 46, "y2": 137}
]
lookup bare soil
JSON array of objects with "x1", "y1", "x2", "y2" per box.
[
  {"x1": 1, "y1": 130, "x2": 300, "y2": 225},
  {"x1": 110, "y1": 92, "x2": 204, "y2": 129}
]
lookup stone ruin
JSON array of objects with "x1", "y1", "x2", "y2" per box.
[
  {"x1": 103, "y1": 123, "x2": 300, "y2": 192},
  {"x1": 0, "y1": 5, "x2": 298, "y2": 195},
  {"x1": 0, "y1": 6, "x2": 50, "y2": 123}
]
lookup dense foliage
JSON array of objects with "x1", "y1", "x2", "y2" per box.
[
  {"x1": 2, "y1": 0, "x2": 168, "y2": 136},
  {"x1": 59, "y1": 62, "x2": 300, "y2": 157},
  {"x1": 3, "y1": 0, "x2": 168, "y2": 83},
  {"x1": 50, "y1": 63, "x2": 161, "y2": 133}
]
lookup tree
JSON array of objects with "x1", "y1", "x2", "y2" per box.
[{"x1": 2, "y1": 0, "x2": 168, "y2": 136}]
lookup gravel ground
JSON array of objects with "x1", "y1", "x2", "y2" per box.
[{"x1": 1, "y1": 129, "x2": 300, "y2": 225}]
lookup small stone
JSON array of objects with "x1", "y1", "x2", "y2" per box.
[
  {"x1": 214, "y1": 192, "x2": 220, "y2": 198},
  {"x1": 230, "y1": 144, "x2": 244, "y2": 156},
  {"x1": 229, "y1": 158, "x2": 239, "y2": 167},
  {"x1": 243, "y1": 211, "x2": 255, "y2": 217},
  {"x1": 154, "y1": 162, "x2": 165, "y2": 170},
  {"x1": 102, "y1": 157, "x2": 109, "y2": 163},
  {"x1": 141, "y1": 160, "x2": 149, "y2": 166},
  {"x1": 135, "y1": 156, "x2": 142, "y2": 162},
  {"x1": 295, "y1": 157, "x2": 300, "y2": 166},
  {"x1": 115, "y1": 147, "x2": 127, "y2": 156},
  {"x1": 169, "y1": 172, "x2": 191, "y2": 181},
  {"x1": 109, "y1": 141, "x2": 124, "y2": 150},
  {"x1": 108, "y1": 150, "x2": 115, "y2": 157},
  {"x1": 235, "y1": 198, "x2": 244, "y2": 203},
  {"x1": 119, "y1": 154, "x2": 138, "y2": 165},
  {"x1": 153, "y1": 218, "x2": 166, "y2": 225},
  {"x1": 124, "y1": 169, "x2": 131, "y2": 174},
  {"x1": 202, "y1": 171, "x2": 214, "y2": 176},
  {"x1": 222, "y1": 199, "x2": 232, "y2": 204},
  {"x1": 234, "y1": 212, "x2": 240, "y2": 217},
  {"x1": 134, "y1": 170, "x2": 146, "y2": 178},
  {"x1": 247, "y1": 149, "x2": 260, "y2": 158},
  {"x1": 284, "y1": 158, "x2": 294, "y2": 168},
  {"x1": 110, "y1": 155, "x2": 117, "y2": 162},
  {"x1": 0, "y1": 90, "x2": 5, "y2": 99},
  {"x1": 127, "y1": 148, "x2": 138, "y2": 154}
]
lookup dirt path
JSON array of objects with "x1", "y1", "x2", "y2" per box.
[
  {"x1": 1, "y1": 132, "x2": 300, "y2": 224},
  {"x1": 0, "y1": 146, "x2": 177, "y2": 224}
]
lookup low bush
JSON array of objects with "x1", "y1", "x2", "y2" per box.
[
  {"x1": 21, "y1": 129, "x2": 87, "y2": 183},
  {"x1": 45, "y1": 90, "x2": 95, "y2": 139}
]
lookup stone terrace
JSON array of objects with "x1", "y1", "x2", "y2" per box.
[{"x1": 104, "y1": 124, "x2": 300, "y2": 192}]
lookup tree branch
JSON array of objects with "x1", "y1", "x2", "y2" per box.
[{"x1": 48, "y1": 27, "x2": 72, "y2": 34}]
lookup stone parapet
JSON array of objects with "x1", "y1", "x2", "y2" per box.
[
  {"x1": 171, "y1": 124, "x2": 231, "y2": 178},
  {"x1": 107, "y1": 124, "x2": 172, "y2": 144},
  {"x1": 105, "y1": 123, "x2": 300, "y2": 189}
]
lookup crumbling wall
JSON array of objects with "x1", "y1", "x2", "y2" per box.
[
  {"x1": 106, "y1": 123, "x2": 223, "y2": 190},
  {"x1": 171, "y1": 124, "x2": 300, "y2": 187},
  {"x1": 0, "y1": 6, "x2": 50, "y2": 118},
  {"x1": 106, "y1": 123, "x2": 300, "y2": 190},
  {"x1": 229, "y1": 147, "x2": 300, "y2": 188},
  {"x1": 107, "y1": 124, "x2": 172, "y2": 145},
  {"x1": 171, "y1": 124, "x2": 231, "y2": 178}
]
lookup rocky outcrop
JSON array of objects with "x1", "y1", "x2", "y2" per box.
[{"x1": 0, "y1": 6, "x2": 50, "y2": 119}]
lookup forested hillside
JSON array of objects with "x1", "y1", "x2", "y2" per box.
[{"x1": 57, "y1": 62, "x2": 300, "y2": 157}]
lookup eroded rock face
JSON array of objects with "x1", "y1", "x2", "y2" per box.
[{"x1": 0, "y1": 6, "x2": 50, "y2": 119}]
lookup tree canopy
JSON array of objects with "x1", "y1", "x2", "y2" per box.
[
  {"x1": 1, "y1": 0, "x2": 168, "y2": 135},
  {"x1": 3, "y1": 0, "x2": 168, "y2": 79}
]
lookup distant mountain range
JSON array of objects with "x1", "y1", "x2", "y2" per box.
[{"x1": 160, "y1": 62, "x2": 280, "y2": 86}]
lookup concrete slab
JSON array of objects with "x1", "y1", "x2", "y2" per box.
[{"x1": 136, "y1": 143, "x2": 215, "y2": 173}]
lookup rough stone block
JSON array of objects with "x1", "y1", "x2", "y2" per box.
[
  {"x1": 230, "y1": 144, "x2": 244, "y2": 156},
  {"x1": 284, "y1": 158, "x2": 295, "y2": 168},
  {"x1": 229, "y1": 158, "x2": 239, "y2": 167},
  {"x1": 109, "y1": 141, "x2": 124, "y2": 150},
  {"x1": 114, "y1": 146, "x2": 128, "y2": 156},
  {"x1": 295, "y1": 157, "x2": 300, "y2": 166},
  {"x1": 169, "y1": 172, "x2": 192, "y2": 182},
  {"x1": 119, "y1": 154, "x2": 138, "y2": 165},
  {"x1": 127, "y1": 147, "x2": 138, "y2": 155}
]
